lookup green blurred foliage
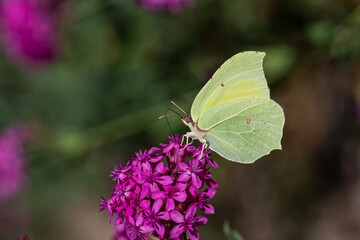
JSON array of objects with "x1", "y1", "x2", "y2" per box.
[
  {"x1": 223, "y1": 221, "x2": 244, "y2": 240},
  {"x1": 0, "y1": 0, "x2": 359, "y2": 239}
]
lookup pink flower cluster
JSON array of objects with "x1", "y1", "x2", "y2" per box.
[
  {"x1": 0, "y1": 0, "x2": 58, "y2": 65},
  {"x1": 0, "y1": 125, "x2": 27, "y2": 198},
  {"x1": 100, "y1": 135, "x2": 218, "y2": 240},
  {"x1": 138, "y1": 0, "x2": 193, "y2": 13}
]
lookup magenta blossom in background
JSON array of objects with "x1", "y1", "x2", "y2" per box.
[
  {"x1": 138, "y1": 0, "x2": 193, "y2": 13},
  {"x1": 0, "y1": 125, "x2": 27, "y2": 198},
  {"x1": 0, "y1": 0, "x2": 59, "y2": 65},
  {"x1": 10, "y1": 236, "x2": 34, "y2": 240},
  {"x1": 100, "y1": 135, "x2": 217, "y2": 240}
]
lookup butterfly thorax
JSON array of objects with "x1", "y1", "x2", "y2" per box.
[{"x1": 181, "y1": 115, "x2": 208, "y2": 143}]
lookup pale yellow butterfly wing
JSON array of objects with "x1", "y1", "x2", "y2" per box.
[
  {"x1": 198, "y1": 97, "x2": 285, "y2": 163},
  {"x1": 191, "y1": 51, "x2": 270, "y2": 123}
]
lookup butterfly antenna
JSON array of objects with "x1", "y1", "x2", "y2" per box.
[
  {"x1": 170, "y1": 101, "x2": 187, "y2": 115},
  {"x1": 161, "y1": 109, "x2": 181, "y2": 135}
]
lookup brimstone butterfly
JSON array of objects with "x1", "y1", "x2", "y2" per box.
[{"x1": 167, "y1": 51, "x2": 285, "y2": 163}]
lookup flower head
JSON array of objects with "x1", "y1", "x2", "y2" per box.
[
  {"x1": 0, "y1": 0, "x2": 60, "y2": 66},
  {"x1": 100, "y1": 135, "x2": 217, "y2": 240}
]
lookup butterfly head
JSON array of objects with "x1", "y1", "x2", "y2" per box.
[{"x1": 180, "y1": 114, "x2": 195, "y2": 127}]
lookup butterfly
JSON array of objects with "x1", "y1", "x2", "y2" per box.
[{"x1": 163, "y1": 51, "x2": 285, "y2": 163}]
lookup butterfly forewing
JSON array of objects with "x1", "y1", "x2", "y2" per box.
[
  {"x1": 199, "y1": 97, "x2": 285, "y2": 163},
  {"x1": 191, "y1": 51, "x2": 270, "y2": 122}
]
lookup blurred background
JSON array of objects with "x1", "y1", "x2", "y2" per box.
[{"x1": 0, "y1": 0, "x2": 359, "y2": 239}]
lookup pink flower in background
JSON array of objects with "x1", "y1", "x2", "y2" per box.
[
  {"x1": 138, "y1": 0, "x2": 193, "y2": 13},
  {"x1": 0, "y1": 125, "x2": 27, "y2": 198},
  {"x1": 10, "y1": 237, "x2": 34, "y2": 240},
  {"x1": 0, "y1": 0, "x2": 58, "y2": 65}
]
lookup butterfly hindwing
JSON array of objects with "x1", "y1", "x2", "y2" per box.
[{"x1": 199, "y1": 97, "x2": 285, "y2": 163}]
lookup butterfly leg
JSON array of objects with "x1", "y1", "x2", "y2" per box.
[
  {"x1": 180, "y1": 135, "x2": 186, "y2": 146},
  {"x1": 198, "y1": 138, "x2": 208, "y2": 160},
  {"x1": 182, "y1": 131, "x2": 197, "y2": 148}
]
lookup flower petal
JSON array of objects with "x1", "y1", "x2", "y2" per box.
[
  {"x1": 202, "y1": 188, "x2": 217, "y2": 200},
  {"x1": 207, "y1": 158, "x2": 218, "y2": 168},
  {"x1": 142, "y1": 162, "x2": 152, "y2": 174},
  {"x1": 177, "y1": 172, "x2": 190, "y2": 182},
  {"x1": 156, "y1": 175, "x2": 173, "y2": 185},
  {"x1": 140, "y1": 185, "x2": 149, "y2": 199},
  {"x1": 191, "y1": 174, "x2": 202, "y2": 189},
  {"x1": 175, "y1": 182, "x2": 187, "y2": 191},
  {"x1": 158, "y1": 211, "x2": 170, "y2": 221},
  {"x1": 188, "y1": 185, "x2": 198, "y2": 198},
  {"x1": 152, "y1": 199, "x2": 163, "y2": 213},
  {"x1": 151, "y1": 190, "x2": 166, "y2": 200},
  {"x1": 187, "y1": 227, "x2": 200, "y2": 240},
  {"x1": 149, "y1": 155, "x2": 163, "y2": 163},
  {"x1": 177, "y1": 162, "x2": 189, "y2": 171},
  {"x1": 173, "y1": 191, "x2": 187, "y2": 202},
  {"x1": 169, "y1": 224, "x2": 186, "y2": 239},
  {"x1": 154, "y1": 162, "x2": 165, "y2": 173},
  {"x1": 136, "y1": 213, "x2": 144, "y2": 226},
  {"x1": 185, "y1": 204, "x2": 197, "y2": 220},
  {"x1": 169, "y1": 210, "x2": 185, "y2": 223},
  {"x1": 127, "y1": 216, "x2": 135, "y2": 226},
  {"x1": 140, "y1": 200, "x2": 151, "y2": 211},
  {"x1": 192, "y1": 216, "x2": 208, "y2": 226},
  {"x1": 140, "y1": 223, "x2": 153, "y2": 233},
  {"x1": 200, "y1": 202, "x2": 215, "y2": 214},
  {"x1": 166, "y1": 198, "x2": 175, "y2": 211},
  {"x1": 125, "y1": 206, "x2": 134, "y2": 217},
  {"x1": 154, "y1": 221, "x2": 165, "y2": 236},
  {"x1": 205, "y1": 178, "x2": 218, "y2": 188}
]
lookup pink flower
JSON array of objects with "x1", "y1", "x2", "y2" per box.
[
  {"x1": 140, "y1": 162, "x2": 173, "y2": 192},
  {"x1": 143, "y1": 199, "x2": 170, "y2": 237},
  {"x1": 100, "y1": 135, "x2": 217, "y2": 240},
  {"x1": 188, "y1": 186, "x2": 216, "y2": 214},
  {"x1": 0, "y1": 0, "x2": 58, "y2": 66},
  {"x1": 124, "y1": 213, "x2": 153, "y2": 240},
  {"x1": 177, "y1": 158, "x2": 211, "y2": 189},
  {"x1": 169, "y1": 204, "x2": 208, "y2": 240},
  {"x1": 0, "y1": 125, "x2": 27, "y2": 198},
  {"x1": 151, "y1": 182, "x2": 187, "y2": 211},
  {"x1": 138, "y1": 0, "x2": 194, "y2": 13}
]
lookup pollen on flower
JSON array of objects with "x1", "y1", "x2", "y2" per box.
[{"x1": 100, "y1": 135, "x2": 218, "y2": 240}]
